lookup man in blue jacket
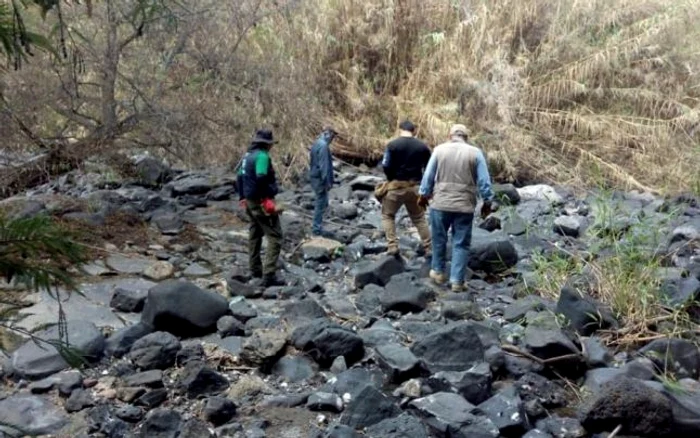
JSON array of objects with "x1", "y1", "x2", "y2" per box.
[{"x1": 308, "y1": 127, "x2": 337, "y2": 237}]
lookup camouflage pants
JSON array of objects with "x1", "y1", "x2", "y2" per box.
[{"x1": 246, "y1": 202, "x2": 283, "y2": 276}]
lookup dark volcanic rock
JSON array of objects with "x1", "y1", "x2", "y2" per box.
[
  {"x1": 354, "y1": 256, "x2": 406, "y2": 288},
  {"x1": 579, "y1": 377, "x2": 673, "y2": 437},
  {"x1": 110, "y1": 287, "x2": 148, "y2": 313},
  {"x1": 216, "y1": 315, "x2": 245, "y2": 337},
  {"x1": 139, "y1": 408, "x2": 182, "y2": 438},
  {"x1": 340, "y1": 385, "x2": 401, "y2": 429},
  {"x1": 365, "y1": 412, "x2": 430, "y2": 438},
  {"x1": 468, "y1": 240, "x2": 518, "y2": 274},
  {"x1": 410, "y1": 392, "x2": 499, "y2": 438},
  {"x1": 106, "y1": 322, "x2": 154, "y2": 358},
  {"x1": 379, "y1": 273, "x2": 435, "y2": 314},
  {"x1": 426, "y1": 362, "x2": 493, "y2": 405},
  {"x1": 555, "y1": 286, "x2": 617, "y2": 335},
  {"x1": 128, "y1": 331, "x2": 181, "y2": 370},
  {"x1": 203, "y1": 396, "x2": 237, "y2": 426},
  {"x1": 141, "y1": 280, "x2": 229, "y2": 337},
  {"x1": 291, "y1": 319, "x2": 365, "y2": 368},
  {"x1": 638, "y1": 338, "x2": 700, "y2": 379},
  {"x1": 375, "y1": 343, "x2": 426, "y2": 383},
  {"x1": 410, "y1": 322, "x2": 485, "y2": 372},
  {"x1": 240, "y1": 329, "x2": 287, "y2": 370},
  {"x1": 271, "y1": 355, "x2": 316, "y2": 383},
  {"x1": 306, "y1": 392, "x2": 344, "y2": 413},
  {"x1": 477, "y1": 386, "x2": 528, "y2": 436}
]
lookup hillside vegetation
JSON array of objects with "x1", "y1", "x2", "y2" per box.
[{"x1": 1, "y1": 0, "x2": 699, "y2": 194}]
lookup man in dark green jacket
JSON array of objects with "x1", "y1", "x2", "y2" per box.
[{"x1": 236, "y1": 129, "x2": 285, "y2": 287}]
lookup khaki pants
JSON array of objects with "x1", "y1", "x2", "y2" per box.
[
  {"x1": 246, "y1": 202, "x2": 283, "y2": 276},
  {"x1": 381, "y1": 185, "x2": 431, "y2": 253}
]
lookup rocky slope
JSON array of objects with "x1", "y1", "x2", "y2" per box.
[{"x1": 1, "y1": 156, "x2": 699, "y2": 438}]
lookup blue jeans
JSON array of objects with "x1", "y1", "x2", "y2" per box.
[
  {"x1": 312, "y1": 187, "x2": 329, "y2": 235},
  {"x1": 430, "y1": 208, "x2": 474, "y2": 285}
]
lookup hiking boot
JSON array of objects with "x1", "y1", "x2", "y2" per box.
[
  {"x1": 262, "y1": 274, "x2": 285, "y2": 287},
  {"x1": 251, "y1": 271, "x2": 263, "y2": 279},
  {"x1": 429, "y1": 270, "x2": 446, "y2": 285},
  {"x1": 387, "y1": 246, "x2": 400, "y2": 256},
  {"x1": 451, "y1": 283, "x2": 466, "y2": 292}
]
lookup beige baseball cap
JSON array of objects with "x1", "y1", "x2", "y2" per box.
[{"x1": 449, "y1": 124, "x2": 469, "y2": 137}]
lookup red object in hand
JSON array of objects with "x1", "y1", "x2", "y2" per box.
[
  {"x1": 239, "y1": 199, "x2": 247, "y2": 209},
  {"x1": 261, "y1": 198, "x2": 277, "y2": 215}
]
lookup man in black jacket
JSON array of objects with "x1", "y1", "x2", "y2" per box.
[
  {"x1": 236, "y1": 129, "x2": 285, "y2": 287},
  {"x1": 380, "y1": 120, "x2": 432, "y2": 256}
]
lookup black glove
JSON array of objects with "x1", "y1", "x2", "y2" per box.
[{"x1": 417, "y1": 195, "x2": 430, "y2": 209}]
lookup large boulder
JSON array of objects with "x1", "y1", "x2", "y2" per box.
[
  {"x1": 638, "y1": 338, "x2": 700, "y2": 379},
  {"x1": 410, "y1": 323, "x2": 486, "y2": 373},
  {"x1": 128, "y1": 331, "x2": 181, "y2": 370},
  {"x1": 134, "y1": 156, "x2": 173, "y2": 187},
  {"x1": 579, "y1": 377, "x2": 673, "y2": 437},
  {"x1": 141, "y1": 280, "x2": 229, "y2": 337},
  {"x1": 291, "y1": 319, "x2": 365, "y2": 368},
  {"x1": 375, "y1": 343, "x2": 427, "y2": 383},
  {"x1": 11, "y1": 320, "x2": 105, "y2": 380}
]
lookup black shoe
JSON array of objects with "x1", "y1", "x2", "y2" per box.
[
  {"x1": 262, "y1": 274, "x2": 285, "y2": 287},
  {"x1": 251, "y1": 271, "x2": 263, "y2": 279}
]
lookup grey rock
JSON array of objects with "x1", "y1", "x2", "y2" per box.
[
  {"x1": 365, "y1": 412, "x2": 430, "y2": 438},
  {"x1": 86, "y1": 404, "x2": 130, "y2": 437},
  {"x1": 226, "y1": 277, "x2": 262, "y2": 299},
  {"x1": 410, "y1": 322, "x2": 485, "y2": 372},
  {"x1": 228, "y1": 297, "x2": 259, "y2": 323},
  {"x1": 503, "y1": 213, "x2": 528, "y2": 236},
  {"x1": 291, "y1": 319, "x2": 364, "y2": 368},
  {"x1": 639, "y1": 338, "x2": 700, "y2": 379},
  {"x1": 442, "y1": 300, "x2": 484, "y2": 321},
  {"x1": 379, "y1": 273, "x2": 434, "y2": 314},
  {"x1": 128, "y1": 331, "x2": 181, "y2": 370},
  {"x1": 169, "y1": 174, "x2": 213, "y2": 196},
  {"x1": 123, "y1": 370, "x2": 163, "y2": 388},
  {"x1": 582, "y1": 337, "x2": 613, "y2": 367},
  {"x1": 110, "y1": 287, "x2": 148, "y2": 313},
  {"x1": 331, "y1": 356, "x2": 348, "y2": 374},
  {"x1": 504, "y1": 296, "x2": 552, "y2": 322},
  {"x1": 556, "y1": 287, "x2": 617, "y2": 336},
  {"x1": 426, "y1": 362, "x2": 493, "y2": 405},
  {"x1": 477, "y1": 386, "x2": 527, "y2": 436},
  {"x1": 644, "y1": 378, "x2": 700, "y2": 435},
  {"x1": 183, "y1": 263, "x2": 212, "y2": 277},
  {"x1": 349, "y1": 175, "x2": 383, "y2": 191},
  {"x1": 325, "y1": 424, "x2": 360, "y2": 437},
  {"x1": 340, "y1": 385, "x2": 401, "y2": 429},
  {"x1": 554, "y1": 216, "x2": 582, "y2": 237},
  {"x1": 179, "y1": 418, "x2": 215, "y2": 438},
  {"x1": 522, "y1": 430, "x2": 554, "y2": 438},
  {"x1": 282, "y1": 299, "x2": 327, "y2": 323},
  {"x1": 152, "y1": 211, "x2": 184, "y2": 235},
  {"x1": 106, "y1": 255, "x2": 153, "y2": 275},
  {"x1": 579, "y1": 377, "x2": 673, "y2": 436},
  {"x1": 241, "y1": 329, "x2": 287, "y2": 369},
  {"x1": 326, "y1": 367, "x2": 385, "y2": 399},
  {"x1": 271, "y1": 355, "x2": 316, "y2": 382},
  {"x1": 134, "y1": 157, "x2": 172, "y2": 187},
  {"x1": 260, "y1": 393, "x2": 310, "y2": 408},
  {"x1": 115, "y1": 405, "x2": 144, "y2": 423},
  {"x1": 376, "y1": 343, "x2": 426, "y2": 383},
  {"x1": 65, "y1": 388, "x2": 95, "y2": 412},
  {"x1": 333, "y1": 204, "x2": 359, "y2": 220},
  {"x1": 354, "y1": 256, "x2": 406, "y2": 288},
  {"x1": 307, "y1": 392, "x2": 344, "y2": 413},
  {"x1": 105, "y1": 322, "x2": 154, "y2": 358},
  {"x1": 139, "y1": 408, "x2": 182, "y2": 438},
  {"x1": 29, "y1": 370, "x2": 83, "y2": 396},
  {"x1": 176, "y1": 343, "x2": 205, "y2": 366},
  {"x1": 536, "y1": 416, "x2": 586, "y2": 438},
  {"x1": 410, "y1": 392, "x2": 499, "y2": 438},
  {"x1": 135, "y1": 388, "x2": 168, "y2": 408},
  {"x1": 515, "y1": 372, "x2": 567, "y2": 415},
  {"x1": 468, "y1": 240, "x2": 518, "y2": 274},
  {"x1": 523, "y1": 326, "x2": 579, "y2": 361},
  {"x1": 203, "y1": 396, "x2": 237, "y2": 426},
  {"x1": 11, "y1": 320, "x2": 105, "y2": 379},
  {"x1": 494, "y1": 184, "x2": 521, "y2": 205},
  {"x1": 141, "y1": 280, "x2": 229, "y2": 337},
  {"x1": 661, "y1": 277, "x2": 700, "y2": 308},
  {"x1": 217, "y1": 315, "x2": 245, "y2": 337},
  {"x1": 0, "y1": 394, "x2": 68, "y2": 436}
]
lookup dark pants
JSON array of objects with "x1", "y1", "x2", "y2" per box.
[
  {"x1": 312, "y1": 186, "x2": 329, "y2": 235},
  {"x1": 246, "y1": 202, "x2": 283, "y2": 276}
]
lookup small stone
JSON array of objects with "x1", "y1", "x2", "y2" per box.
[
  {"x1": 122, "y1": 370, "x2": 163, "y2": 388},
  {"x1": 143, "y1": 261, "x2": 175, "y2": 281},
  {"x1": 115, "y1": 405, "x2": 144, "y2": 423},
  {"x1": 203, "y1": 396, "x2": 237, "y2": 426},
  {"x1": 139, "y1": 408, "x2": 181, "y2": 438},
  {"x1": 65, "y1": 388, "x2": 95, "y2": 413},
  {"x1": 135, "y1": 388, "x2": 169, "y2": 409},
  {"x1": 183, "y1": 263, "x2": 212, "y2": 277},
  {"x1": 375, "y1": 343, "x2": 426, "y2": 383},
  {"x1": 177, "y1": 362, "x2": 229, "y2": 398},
  {"x1": 217, "y1": 315, "x2": 245, "y2": 337},
  {"x1": 307, "y1": 392, "x2": 344, "y2": 413},
  {"x1": 330, "y1": 356, "x2": 348, "y2": 374},
  {"x1": 228, "y1": 297, "x2": 259, "y2": 323}
]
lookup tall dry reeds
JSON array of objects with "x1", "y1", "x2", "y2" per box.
[{"x1": 266, "y1": 0, "x2": 700, "y2": 193}]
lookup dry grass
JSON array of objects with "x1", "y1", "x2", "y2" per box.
[{"x1": 259, "y1": 0, "x2": 700, "y2": 193}]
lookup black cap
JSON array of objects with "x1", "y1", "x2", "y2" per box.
[
  {"x1": 398, "y1": 120, "x2": 416, "y2": 133},
  {"x1": 252, "y1": 129, "x2": 277, "y2": 145}
]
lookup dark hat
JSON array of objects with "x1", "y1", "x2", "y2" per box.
[
  {"x1": 399, "y1": 120, "x2": 416, "y2": 133},
  {"x1": 252, "y1": 129, "x2": 277, "y2": 145}
]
